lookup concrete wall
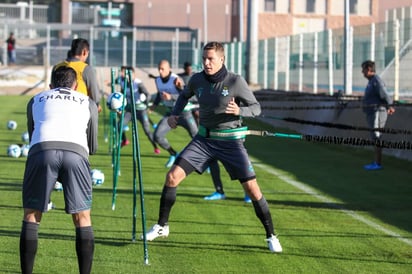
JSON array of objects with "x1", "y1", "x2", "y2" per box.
[{"x1": 255, "y1": 90, "x2": 412, "y2": 162}]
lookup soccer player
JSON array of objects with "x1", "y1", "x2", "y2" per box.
[
  {"x1": 143, "y1": 42, "x2": 282, "y2": 253},
  {"x1": 149, "y1": 59, "x2": 198, "y2": 168},
  {"x1": 52, "y1": 38, "x2": 102, "y2": 112},
  {"x1": 361, "y1": 60, "x2": 395, "y2": 170},
  {"x1": 177, "y1": 62, "x2": 251, "y2": 202},
  {"x1": 20, "y1": 66, "x2": 98, "y2": 273},
  {"x1": 116, "y1": 66, "x2": 160, "y2": 153}
]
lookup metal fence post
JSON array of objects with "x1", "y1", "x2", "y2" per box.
[
  {"x1": 328, "y1": 29, "x2": 334, "y2": 95},
  {"x1": 313, "y1": 32, "x2": 318, "y2": 94}
]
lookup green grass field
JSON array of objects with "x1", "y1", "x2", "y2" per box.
[{"x1": 1, "y1": 95, "x2": 411, "y2": 273}]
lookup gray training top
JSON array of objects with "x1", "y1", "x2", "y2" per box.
[
  {"x1": 172, "y1": 71, "x2": 261, "y2": 130},
  {"x1": 362, "y1": 74, "x2": 393, "y2": 114}
]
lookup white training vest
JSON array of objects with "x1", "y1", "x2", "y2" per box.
[
  {"x1": 155, "y1": 73, "x2": 180, "y2": 108},
  {"x1": 30, "y1": 88, "x2": 91, "y2": 153}
]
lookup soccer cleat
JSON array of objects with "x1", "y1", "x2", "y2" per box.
[
  {"x1": 165, "y1": 155, "x2": 176, "y2": 168},
  {"x1": 266, "y1": 234, "x2": 282, "y2": 253},
  {"x1": 363, "y1": 162, "x2": 382, "y2": 170},
  {"x1": 141, "y1": 224, "x2": 169, "y2": 241},
  {"x1": 154, "y1": 148, "x2": 161, "y2": 154},
  {"x1": 54, "y1": 181, "x2": 63, "y2": 191},
  {"x1": 47, "y1": 201, "x2": 55, "y2": 211},
  {"x1": 204, "y1": 192, "x2": 226, "y2": 200},
  {"x1": 121, "y1": 139, "x2": 130, "y2": 147},
  {"x1": 244, "y1": 194, "x2": 252, "y2": 203}
]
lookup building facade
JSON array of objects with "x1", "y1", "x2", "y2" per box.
[
  {"x1": 2, "y1": 0, "x2": 412, "y2": 42},
  {"x1": 231, "y1": 0, "x2": 380, "y2": 41}
]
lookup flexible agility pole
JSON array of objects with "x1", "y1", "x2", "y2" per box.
[
  {"x1": 99, "y1": 68, "x2": 109, "y2": 144},
  {"x1": 111, "y1": 68, "x2": 127, "y2": 211},
  {"x1": 108, "y1": 68, "x2": 118, "y2": 155},
  {"x1": 126, "y1": 69, "x2": 149, "y2": 265},
  {"x1": 108, "y1": 68, "x2": 119, "y2": 210}
]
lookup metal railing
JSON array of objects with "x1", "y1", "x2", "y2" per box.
[{"x1": 1, "y1": 3, "x2": 411, "y2": 100}]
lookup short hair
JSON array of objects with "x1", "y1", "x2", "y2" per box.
[
  {"x1": 125, "y1": 66, "x2": 135, "y2": 72},
  {"x1": 51, "y1": 66, "x2": 77, "y2": 88},
  {"x1": 203, "y1": 42, "x2": 225, "y2": 57},
  {"x1": 70, "y1": 38, "x2": 89, "y2": 57},
  {"x1": 361, "y1": 60, "x2": 375, "y2": 72},
  {"x1": 158, "y1": 59, "x2": 170, "y2": 67},
  {"x1": 183, "y1": 61, "x2": 191, "y2": 68}
]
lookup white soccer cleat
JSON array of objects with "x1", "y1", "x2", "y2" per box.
[
  {"x1": 54, "y1": 181, "x2": 63, "y2": 191},
  {"x1": 47, "y1": 201, "x2": 55, "y2": 211},
  {"x1": 266, "y1": 234, "x2": 282, "y2": 253},
  {"x1": 141, "y1": 224, "x2": 169, "y2": 241}
]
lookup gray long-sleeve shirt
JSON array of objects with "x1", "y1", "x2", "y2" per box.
[
  {"x1": 362, "y1": 74, "x2": 393, "y2": 114},
  {"x1": 172, "y1": 71, "x2": 261, "y2": 130}
]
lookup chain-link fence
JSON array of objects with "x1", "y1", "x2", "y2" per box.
[
  {"x1": 224, "y1": 19, "x2": 412, "y2": 99},
  {"x1": 1, "y1": 5, "x2": 411, "y2": 100}
]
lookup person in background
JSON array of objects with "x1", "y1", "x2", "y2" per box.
[
  {"x1": 117, "y1": 66, "x2": 160, "y2": 154},
  {"x1": 150, "y1": 59, "x2": 198, "y2": 168},
  {"x1": 52, "y1": 38, "x2": 102, "y2": 112},
  {"x1": 361, "y1": 60, "x2": 395, "y2": 170},
  {"x1": 6, "y1": 32, "x2": 16, "y2": 65},
  {"x1": 142, "y1": 42, "x2": 282, "y2": 253},
  {"x1": 20, "y1": 66, "x2": 98, "y2": 273}
]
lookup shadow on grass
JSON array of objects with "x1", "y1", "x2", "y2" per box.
[{"x1": 245, "y1": 121, "x2": 412, "y2": 234}]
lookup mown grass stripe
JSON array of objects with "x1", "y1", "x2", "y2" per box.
[{"x1": 253, "y1": 159, "x2": 412, "y2": 247}]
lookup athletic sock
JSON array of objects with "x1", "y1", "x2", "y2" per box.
[
  {"x1": 209, "y1": 161, "x2": 224, "y2": 194},
  {"x1": 252, "y1": 196, "x2": 275, "y2": 238},
  {"x1": 20, "y1": 221, "x2": 39, "y2": 274},
  {"x1": 75, "y1": 226, "x2": 94, "y2": 274},
  {"x1": 167, "y1": 147, "x2": 177, "y2": 156},
  {"x1": 158, "y1": 186, "x2": 177, "y2": 226}
]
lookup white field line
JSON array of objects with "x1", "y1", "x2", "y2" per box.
[{"x1": 251, "y1": 159, "x2": 412, "y2": 247}]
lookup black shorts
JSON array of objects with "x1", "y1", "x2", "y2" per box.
[
  {"x1": 22, "y1": 149, "x2": 92, "y2": 214},
  {"x1": 177, "y1": 135, "x2": 256, "y2": 181}
]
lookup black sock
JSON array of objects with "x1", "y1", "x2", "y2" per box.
[
  {"x1": 252, "y1": 196, "x2": 275, "y2": 238},
  {"x1": 20, "y1": 221, "x2": 39, "y2": 274},
  {"x1": 75, "y1": 226, "x2": 94, "y2": 274},
  {"x1": 209, "y1": 161, "x2": 224, "y2": 194},
  {"x1": 158, "y1": 186, "x2": 177, "y2": 226},
  {"x1": 167, "y1": 147, "x2": 177, "y2": 156}
]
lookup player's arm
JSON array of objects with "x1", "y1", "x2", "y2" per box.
[
  {"x1": 376, "y1": 77, "x2": 395, "y2": 114},
  {"x1": 83, "y1": 66, "x2": 102, "y2": 105},
  {"x1": 233, "y1": 76, "x2": 261, "y2": 117},
  {"x1": 87, "y1": 98, "x2": 99, "y2": 155},
  {"x1": 26, "y1": 98, "x2": 35, "y2": 142}
]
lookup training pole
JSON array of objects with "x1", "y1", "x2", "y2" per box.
[
  {"x1": 109, "y1": 68, "x2": 119, "y2": 209},
  {"x1": 111, "y1": 68, "x2": 127, "y2": 211},
  {"x1": 127, "y1": 69, "x2": 149, "y2": 265},
  {"x1": 109, "y1": 68, "x2": 117, "y2": 155}
]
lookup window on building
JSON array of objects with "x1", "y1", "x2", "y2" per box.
[
  {"x1": 265, "y1": 0, "x2": 276, "y2": 12},
  {"x1": 350, "y1": 0, "x2": 358, "y2": 14},
  {"x1": 307, "y1": 0, "x2": 315, "y2": 13}
]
